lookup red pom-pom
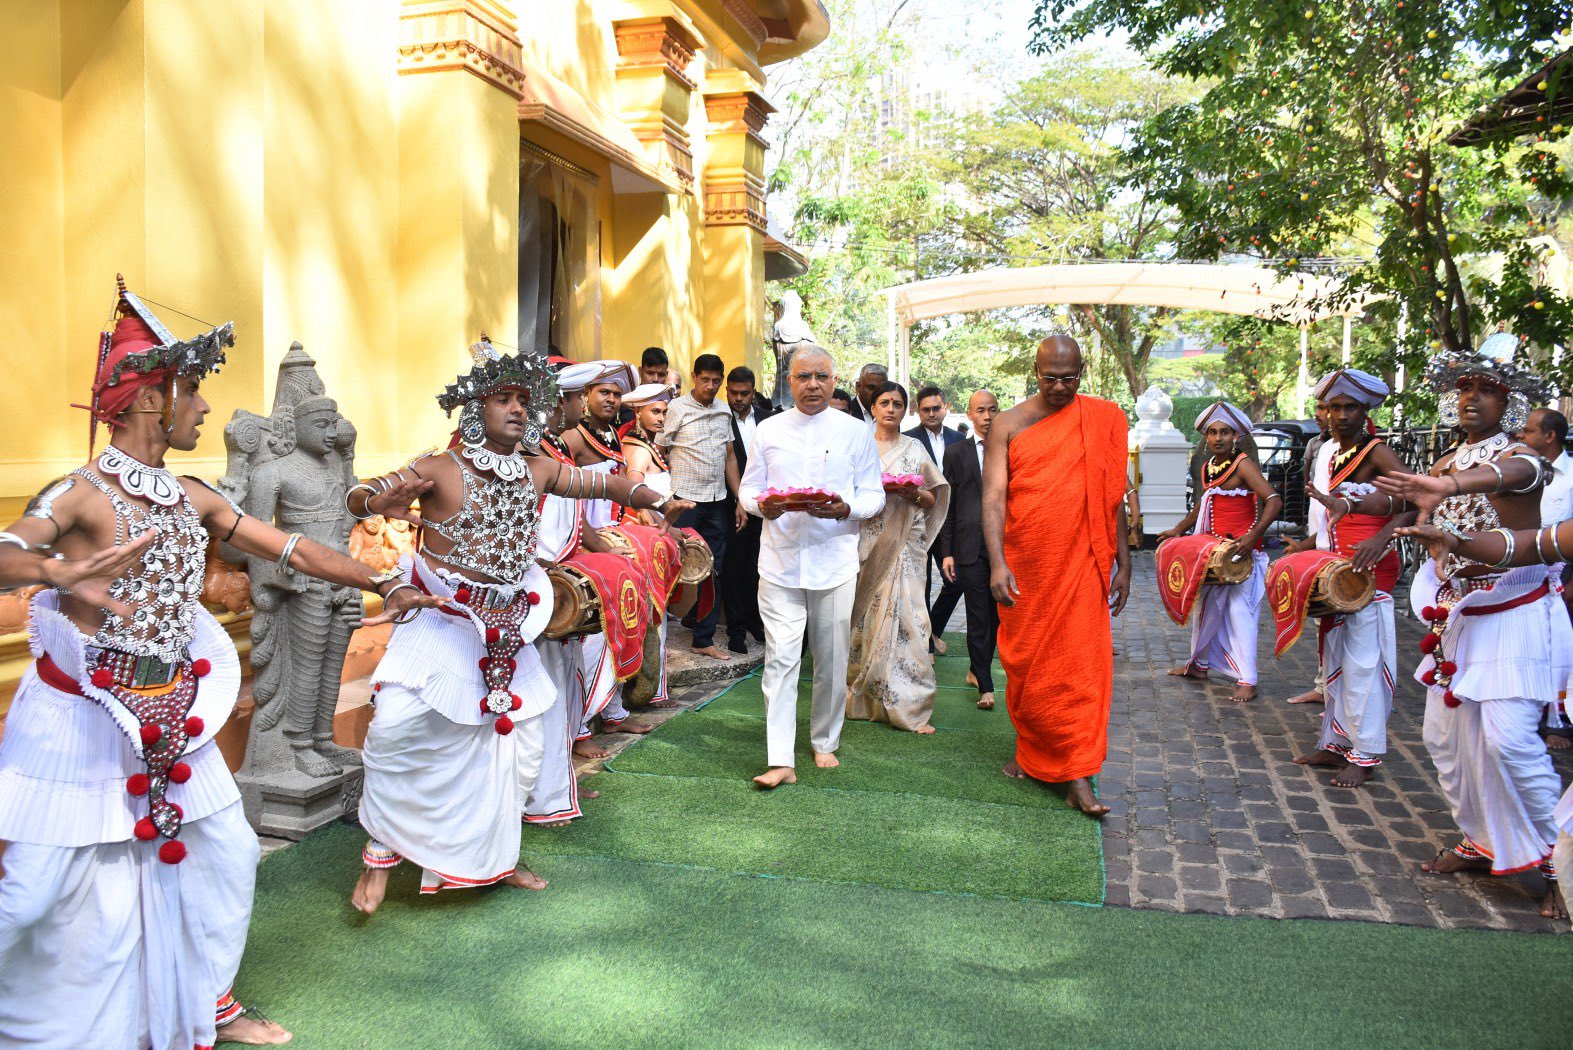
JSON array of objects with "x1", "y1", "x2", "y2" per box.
[
  {"x1": 478, "y1": 656, "x2": 491, "y2": 672},
  {"x1": 190, "y1": 658, "x2": 211, "y2": 678},
  {"x1": 1434, "y1": 607, "x2": 1449, "y2": 622},
  {"x1": 1443, "y1": 690, "x2": 1461, "y2": 708},
  {"x1": 169, "y1": 761, "x2": 192, "y2": 784},
  {"x1": 510, "y1": 693, "x2": 522, "y2": 711},
  {"x1": 1438, "y1": 661, "x2": 1458, "y2": 677},
  {"x1": 1421, "y1": 669, "x2": 1437, "y2": 686},
  {"x1": 126, "y1": 773, "x2": 150, "y2": 797},
  {"x1": 486, "y1": 627, "x2": 501, "y2": 644},
  {"x1": 494, "y1": 715, "x2": 514, "y2": 736},
  {"x1": 134, "y1": 817, "x2": 158, "y2": 841},
  {"x1": 1419, "y1": 633, "x2": 1439, "y2": 654},
  {"x1": 455, "y1": 587, "x2": 472, "y2": 605},
  {"x1": 1421, "y1": 606, "x2": 1437, "y2": 623},
  {"x1": 140, "y1": 724, "x2": 163, "y2": 746},
  {"x1": 91, "y1": 668, "x2": 113, "y2": 689},
  {"x1": 527, "y1": 591, "x2": 541, "y2": 606},
  {"x1": 158, "y1": 840, "x2": 187, "y2": 865},
  {"x1": 480, "y1": 698, "x2": 491, "y2": 713},
  {"x1": 184, "y1": 716, "x2": 204, "y2": 737}
]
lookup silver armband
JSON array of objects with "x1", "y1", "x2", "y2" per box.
[
  {"x1": 347, "y1": 482, "x2": 379, "y2": 520},
  {"x1": 0, "y1": 531, "x2": 31, "y2": 551},
  {"x1": 278, "y1": 532, "x2": 304, "y2": 571},
  {"x1": 1486, "y1": 527, "x2": 1516, "y2": 570},
  {"x1": 1505, "y1": 453, "x2": 1547, "y2": 495}
]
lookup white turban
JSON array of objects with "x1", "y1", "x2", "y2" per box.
[
  {"x1": 1194, "y1": 400, "x2": 1252, "y2": 437},
  {"x1": 554, "y1": 362, "x2": 601, "y2": 394},
  {"x1": 1313, "y1": 368, "x2": 1388, "y2": 408},
  {"x1": 583, "y1": 360, "x2": 636, "y2": 395},
  {"x1": 623, "y1": 382, "x2": 675, "y2": 407}
]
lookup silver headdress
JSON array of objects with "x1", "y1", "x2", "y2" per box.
[
  {"x1": 1424, "y1": 334, "x2": 1553, "y2": 432},
  {"x1": 437, "y1": 334, "x2": 559, "y2": 452}
]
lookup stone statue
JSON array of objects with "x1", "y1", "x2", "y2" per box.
[
  {"x1": 219, "y1": 343, "x2": 364, "y2": 810},
  {"x1": 771, "y1": 290, "x2": 816, "y2": 403}
]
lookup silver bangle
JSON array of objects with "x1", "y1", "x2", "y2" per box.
[
  {"x1": 1506, "y1": 454, "x2": 1546, "y2": 494},
  {"x1": 381, "y1": 581, "x2": 422, "y2": 624},
  {"x1": 1483, "y1": 461, "x2": 1505, "y2": 492},
  {"x1": 1486, "y1": 527, "x2": 1516, "y2": 570},
  {"x1": 0, "y1": 531, "x2": 31, "y2": 551},
  {"x1": 1553, "y1": 525, "x2": 1570, "y2": 563},
  {"x1": 346, "y1": 483, "x2": 378, "y2": 520},
  {"x1": 1535, "y1": 526, "x2": 1553, "y2": 565},
  {"x1": 277, "y1": 532, "x2": 304, "y2": 571}
]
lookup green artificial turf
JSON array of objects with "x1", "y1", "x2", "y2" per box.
[{"x1": 239, "y1": 831, "x2": 1573, "y2": 1049}]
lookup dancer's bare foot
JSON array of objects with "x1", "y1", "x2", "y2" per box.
[
  {"x1": 1330, "y1": 764, "x2": 1374, "y2": 788},
  {"x1": 692, "y1": 645, "x2": 731, "y2": 661},
  {"x1": 579, "y1": 787, "x2": 600, "y2": 800},
  {"x1": 216, "y1": 1011, "x2": 293, "y2": 1045},
  {"x1": 1002, "y1": 758, "x2": 1027, "y2": 779},
  {"x1": 1167, "y1": 665, "x2": 1207, "y2": 680},
  {"x1": 1229, "y1": 683, "x2": 1257, "y2": 703},
  {"x1": 1065, "y1": 777, "x2": 1111, "y2": 818},
  {"x1": 1285, "y1": 688, "x2": 1325, "y2": 705},
  {"x1": 646, "y1": 698, "x2": 681, "y2": 709},
  {"x1": 752, "y1": 766, "x2": 797, "y2": 789},
  {"x1": 813, "y1": 750, "x2": 840, "y2": 768},
  {"x1": 604, "y1": 719, "x2": 655, "y2": 735},
  {"x1": 1293, "y1": 750, "x2": 1348, "y2": 768},
  {"x1": 350, "y1": 868, "x2": 389, "y2": 915},
  {"x1": 574, "y1": 738, "x2": 611, "y2": 759},
  {"x1": 1540, "y1": 885, "x2": 1568, "y2": 920},
  {"x1": 977, "y1": 692, "x2": 995, "y2": 710},
  {"x1": 532, "y1": 818, "x2": 573, "y2": 828},
  {"x1": 1548, "y1": 734, "x2": 1572, "y2": 751},
  {"x1": 504, "y1": 868, "x2": 548, "y2": 891},
  {"x1": 1420, "y1": 849, "x2": 1491, "y2": 875},
  {"x1": 914, "y1": 724, "x2": 936, "y2": 735}
]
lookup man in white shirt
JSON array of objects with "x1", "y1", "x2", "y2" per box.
[
  {"x1": 739, "y1": 345, "x2": 886, "y2": 788},
  {"x1": 1521, "y1": 407, "x2": 1572, "y2": 750}
]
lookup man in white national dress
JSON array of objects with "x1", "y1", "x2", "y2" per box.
[
  {"x1": 347, "y1": 340, "x2": 690, "y2": 914},
  {"x1": 0, "y1": 278, "x2": 435, "y2": 1049}
]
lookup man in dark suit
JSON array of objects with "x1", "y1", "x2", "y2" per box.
[
  {"x1": 846, "y1": 363, "x2": 887, "y2": 423},
  {"x1": 930, "y1": 390, "x2": 1002, "y2": 709},
  {"x1": 721, "y1": 365, "x2": 774, "y2": 653},
  {"x1": 904, "y1": 384, "x2": 966, "y2": 612}
]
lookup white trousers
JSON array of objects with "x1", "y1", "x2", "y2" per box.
[
  {"x1": 1186, "y1": 552, "x2": 1266, "y2": 685},
  {"x1": 1424, "y1": 692, "x2": 1560, "y2": 875},
  {"x1": 759, "y1": 577, "x2": 855, "y2": 768},
  {"x1": 1555, "y1": 831, "x2": 1573, "y2": 927},
  {"x1": 527, "y1": 637, "x2": 586, "y2": 823},
  {"x1": 0, "y1": 801, "x2": 258, "y2": 1050},
  {"x1": 360, "y1": 683, "x2": 543, "y2": 892},
  {"x1": 1318, "y1": 595, "x2": 1396, "y2": 764},
  {"x1": 580, "y1": 633, "x2": 626, "y2": 728}
]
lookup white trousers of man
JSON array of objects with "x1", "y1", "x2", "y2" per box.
[
  {"x1": 527, "y1": 636, "x2": 586, "y2": 823},
  {"x1": 1185, "y1": 551, "x2": 1267, "y2": 685},
  {"x1": 759, "y1": 577, "x2": 855, "y2": 767},
  {"x1": 1318, "y1": 594, "x2": 1396, "y2": 765}
]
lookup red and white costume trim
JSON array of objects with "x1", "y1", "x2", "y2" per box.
[
  {"x1": 525, "y1": 471, "x2": 588, "y2": 824},
  {"x1": 1181, "y1": 458, "x2": 1265, "y2": 687}
]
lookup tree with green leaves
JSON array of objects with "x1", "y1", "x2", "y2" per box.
[{"x1": 1032, "y1": 1, "x2": 1573, "y2": 408}]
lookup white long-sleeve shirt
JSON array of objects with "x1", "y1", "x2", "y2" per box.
[{"x1": 739, "y1": 406, "x2": 886, "y2": 589}]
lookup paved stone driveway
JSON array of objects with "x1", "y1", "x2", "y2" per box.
[{"x1": 1100, "y1": 552, "x2": 1572, "y2": 933}]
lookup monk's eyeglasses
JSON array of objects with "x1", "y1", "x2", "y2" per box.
[{"x1": 1037, "y1": 372, "x2": 1083, "y2": 388}]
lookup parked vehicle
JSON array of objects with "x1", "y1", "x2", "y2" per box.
[{"x1": 1251, "y1": 419, "x2": 1321, "y2": 536}]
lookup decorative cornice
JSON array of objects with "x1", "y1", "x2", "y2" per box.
[
  {"x1": 719, "y1": 0, "x2": 769, "y2": 48},
  {"x1": 397, "y1": 0, "x2": 524, "y2": 101},
  {"x1": 705, "y1": 177, "x2": 767, "y2": 232},
  {"x1": 705, "y1": 90, "x2": 774, "y2": 141},
  {"x1": 613, "y1": 17, "x2": 699, "y2": 92},
  {"x1": 613, "y1": 16, "x2": 699, "y2": 190}
]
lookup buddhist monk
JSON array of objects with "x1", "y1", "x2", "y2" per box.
[{"x1": 985, "y1": 336, "x2": 1131, "y2": 817}]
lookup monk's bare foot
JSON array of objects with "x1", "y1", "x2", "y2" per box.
[
  {"x1": 1294, "y1": 750, "x2": 1348, "y2": 768},
  {"x1": 1285, "y1": 689, "x2": 1325, "y2": 705},
  {"x1": 1002, "y1": 758, "x2": 1028, "y2": 779},
  {"x1": 1228, "y1": 683, "x2": 1257, "y2": 703},
  {"x1": 813, "y1": 750, "x2": 840, "y2": 768},
  {"x1": 1065, "y1": 777, "x2": 1111, "y2": 818},
  {"x1": 977, "y1": 693, "x2": 995, "y2": 710},
  {"x1": 505, "y1": 868, "x2": 548, "y2": 891},
  {"x1": 605, "y1": 719, "x2": 654, "y2": 735},
  {"x1": 1330, "y1": 764, "x2": 1374, "y2": 788},
  {"x1": 965, "y1": 670, "x2": 978, "y2": 688},
  {"x1": 574, "y1": 739, "x2": 611, "y2": 759},
  {"x1": 1167, "y1": 665, "x2": 1208, "y2": 680},
  {"x1": 1540, "y1": 885, "x2": 1568, "y2": 920},
  {"x1": 914, "y1": 724, "x2": 936, "y2": 735},
  {"x1": 692, "y1": 645, "x2": 731, "y2": 661},
  {"x1": 1548, "y1": 734, "x2": 1572, "y2": 751},
  {"x1": 752, "y1": 766, "x2": 796, "y2": 789},
  {"x1": 350, "y1": 868, "x2": 389, "y2": 915},
  {"x1": 216, "y1": 1011, "x2": 293, "y2": 1046},
  {"x1": 1420, "y1": 849, "x2": 1491, "y2": 875}
]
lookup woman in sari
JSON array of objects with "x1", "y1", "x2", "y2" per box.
[{"x1": 847, "y1": 381, "x2": 951, "y2": 733}]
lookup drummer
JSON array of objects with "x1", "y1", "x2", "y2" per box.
[
  {"x1": 1292, "y1": 369, "x2": 1415, "y2": 788},
  {"x1": 620, "y1": 381, "x2": 679, "y2": 710},
  {"x1": 1158, "y1": 401, "x2": 1280, "y2": 702}
]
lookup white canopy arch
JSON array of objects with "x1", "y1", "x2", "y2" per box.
[{"x1": 881, "y1": 262, "x2": 1377, "y2": 409}]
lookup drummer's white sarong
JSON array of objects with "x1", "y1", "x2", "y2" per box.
[
  {"x1": 525, "y1": 637, "x2": 585, "y2": 823},
  {"x1": 0, "y1": 801, "x2": 257, "y2": 1050},
  {"x1": 1317, "y1": 593, "x2": 1396, "y2": 764},
  {"x1": 1185, "y1": 551, "x2": 1266, "y2": 686}
]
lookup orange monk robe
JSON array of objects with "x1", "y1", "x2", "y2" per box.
[{"x1": 998, "y1": 395, "x2": 1129, "y2": 783}]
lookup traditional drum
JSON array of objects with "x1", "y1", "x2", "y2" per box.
[
  {"x1": 543, "y1": 564, "x2": 602, "y2": 640},
  {"x1": 596, "y1": 526, "x2": 635, "y2": 557},
  {"x1": 1266, "y1": 550, "x2": 1375, "y2": 656},
  {"x1": 1155, "y1": 533, "x2": 1253, "y2": 626},
  {"x1": 623, "y1": 624, "x2": 665, "y2": 707},
  {"x1": 676, "y1": 533, "x2": 713, "y2": 585}
]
